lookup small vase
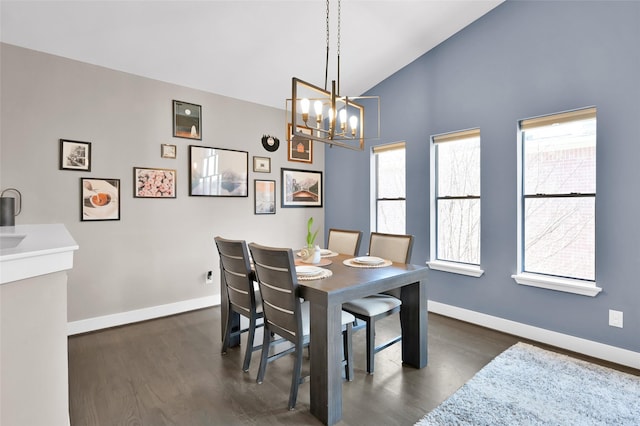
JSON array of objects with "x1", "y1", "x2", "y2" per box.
[
  {"x1": 312, "y1": 244, "x2": 321, "y2": 264},
  {"x1": 301, "y1": 245, "x2": 322, "y2": 264}
]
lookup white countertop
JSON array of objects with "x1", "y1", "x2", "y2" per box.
[{"x1": 1, "y1": 224, "x2": 79, "y2": 284}]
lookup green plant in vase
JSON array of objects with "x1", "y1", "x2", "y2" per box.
[
  {"x1": 306, "y1": 217, "x2": 319, "y2": 248},
  {"x1": 303, "y1": 217, "x2": 321, "y2": 264}
]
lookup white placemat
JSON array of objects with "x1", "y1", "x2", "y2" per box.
[{"x1": 297, "y1": 268, "x2": 333, "y2": 281}]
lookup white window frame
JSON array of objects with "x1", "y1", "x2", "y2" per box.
[
  {"x1": 427, "y1": 129, "x2": 484, "y2": 277},
  {"x1": 512, "y1": 107, "x2": 601, "y2": 296},
  {"x1": 371, "y1": 142, "x2": 406, "y2": 235}
]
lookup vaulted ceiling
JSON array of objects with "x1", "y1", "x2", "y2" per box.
[{"x1": 1, "y1": 0, "x2": 504, "y2": 109}]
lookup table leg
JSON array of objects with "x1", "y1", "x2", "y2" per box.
[
  {"x1": 400, "y1": 279, "x2": 428, "y2": 368},
  {"x1": 309, "y1": 300, "x2": 343, "y2": 425}
]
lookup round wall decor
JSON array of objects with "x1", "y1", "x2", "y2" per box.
[{"x1": 261, "y1": 135, "x2": 280, "y2": 152}]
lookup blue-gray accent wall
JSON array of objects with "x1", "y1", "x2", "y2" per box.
[{"x1": 325, "y1": 0, "x2": 640, "y2": 352}]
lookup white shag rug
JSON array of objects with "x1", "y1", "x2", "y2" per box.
[{"x1": 416, "y1": 342, "x2": 640, "y2": 425}]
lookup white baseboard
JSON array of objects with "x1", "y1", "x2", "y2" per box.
[
  {"x1": 67, "y1": 295, "x2": 221, "y2": 336},
  {"x1": 67, "y1": 297, "x2": 638, "y2": 370},
  {"x1": 428, "y1": 300, "x2": 640, "y2": 370}
]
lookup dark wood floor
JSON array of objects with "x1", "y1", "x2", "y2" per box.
[{"x1": 68, "y1": 307, "x2": 638, "y2": 426}]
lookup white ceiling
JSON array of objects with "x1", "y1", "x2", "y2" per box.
[{"x1": 1, "y1": 0, "x2": 503, "y2": 109}]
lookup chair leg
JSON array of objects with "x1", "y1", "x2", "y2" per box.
[
  {"x1": 256, "y1": 328, "x2": 272, "y2": 384},
  {"x1": 221, "y1": 308, "x2": 233, "y2": 355},
  {"x1": 343, "y1": 323, "x2": 353, "y2": 381},
  {"x1": 242, "y1": 314, "x2": 256, "y2": 372},
  {"x1": 366, "y1": 317, "x2": 375, "y2": 374},
  {"x1": 288, "y1": 343, "x2": 304, "y2": 410}
]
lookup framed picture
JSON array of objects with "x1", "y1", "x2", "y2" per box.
[
  {"x1": 173, "y1": 100, "x2": 201, "y2": 140},
  {"x1": 253, "y1": 156, "x2": 271, "y2": 173},
  {"x1": 80, "y1": 178, "x2": 120, "y2": 221},
  {"x1": 281, "y1": 167, "x2": 322, "y2": 208},
  {"x1": 254, "y1": 179, "x2": 276, "y2": 215},
  {"x1": 287, "y1": 123, "x2": 313, "y2": 163},
  {"x1": 60, "y1": 139, "x2": 91, "y2": 171},
  {"x1": 189, "y1": 145, "x2": 248, "y2": 197},
  {"x1": 133, "y1": 167, "x2": 177, "y2": 198},
  {"x1": 161, "y1": 144, "x2": 176, "y2": 159}
]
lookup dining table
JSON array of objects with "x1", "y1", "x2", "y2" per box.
[{"x1": 220, "y1": 252, "x2": 429, "y2": 426}]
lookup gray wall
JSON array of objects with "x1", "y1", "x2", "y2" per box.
[
  {"x1": 326, "y1": 0, "x2": 640, "y2": 352},
  {"x1": 0, "y1": 44, "x2": 324, "y2": 324}
]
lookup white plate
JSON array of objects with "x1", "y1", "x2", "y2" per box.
[
  {"x1": 296, "y1": 266, "x2": 324, "y2": 276},
  {"x1": 353, "y1": 256, "x2": 385, "y2": 265}
]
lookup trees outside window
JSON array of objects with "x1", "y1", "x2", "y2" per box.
[
  {"x1": 373, "y1": 143, "x2": 405, "y2": 234},
  {"x1": 519, "y1": 107, "x2": 596, "y2": 282},
  {"x1": 433, "y1": 130, "x2": 481, "y2": 265}
]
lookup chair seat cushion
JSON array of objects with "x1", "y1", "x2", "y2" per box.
[
  {"x1": 343, "y1": 294, "x2": 401, "y2": 317},
  {"x1": 300, "y1": 301, "x2": 355, "y2": 336}
]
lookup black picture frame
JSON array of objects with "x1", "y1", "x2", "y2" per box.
[
  {"x1": 254, "y1": 179, "x2": 276, "y2": 214},
  {"x1": 173, "y1": 100, "x2": 201, "y2": 140},
  {"x1": 133, "y1": 167, "x2": 177, "y2": 198},
  {"x1": 80, "y1": 178, "x2": 120, "y2": 221},
  {"x1": 281, "y1": 167, "x2": 323, "y2": 208},
  {"x1": 189, "y1": 145, "x2": 248, "y2": 197},
  {"x1": 60, "y1": 139, "x2": 91, "y2": 171}
]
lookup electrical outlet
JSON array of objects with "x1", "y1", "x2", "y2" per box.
[
  {"x1": 205, "y1": 270, "x2": 213, "y2": 284},
  {"x1": 608, "y1": 309, "x2": 623, "y2": 328}
]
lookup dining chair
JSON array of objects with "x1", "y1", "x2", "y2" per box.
[
  {"x1": 248, "y1": 242, "x2": 355, "y2": 410},
  {"x1": 342, "y1": 232, "x2": 414, "y2": 374},
  {"x1": 215, "y1": 236, "x2": 263, "y2": 372},
  {"x1": 327, "y1": 228, "x2": 363, "y2": 256}
]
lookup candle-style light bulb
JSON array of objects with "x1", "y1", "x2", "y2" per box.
[
  {"x1": 350, "y1": 115, "x2": 358, "y2": 137},
  {"x1": 301, "y1": 98, "x2": 310, "y2": 123},
  {"x1": 339, "y1": 109, "x2": 347, "y2": 131},
  {"x1": 314, "y1": 100, "x2": 323, "y2": 123}
]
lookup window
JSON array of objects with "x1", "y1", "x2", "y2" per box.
[
  {"x1": 373, "y1": 142, "x2": 405, "y2": 234},
  {"x1": 513, "y1": 107, "x2": 600, "y2": 296},
  {"x1": 428, "y1": 129, "x2": 483, "y2": 277}
]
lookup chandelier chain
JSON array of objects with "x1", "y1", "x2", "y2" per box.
[
  {"x1": 324, "y1": 0, "x2": 330, "y2": 91},
  {"x1": 337, "y1": 0, "x2": 341, "y2": 57}
]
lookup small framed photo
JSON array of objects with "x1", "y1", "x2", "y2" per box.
[
  {"x1": 287, "y1": 123, "x2": 313, "y2": 163},
  {"x1": 161, "y1": 144, "x2": 177, "y2": 159},
  {"x1": 133, "y1": 167, "x2": 177, "y2": 198},
  {"x1": 173, "y1": 100, "x2": 201, "y2": 140},
  {"x1": 255, "y1": 179, "x2": 276, "y2": 215},
  {"x1": 189, "y1": 145, "x2": 248, "y2": 197},
  {"x1": 281, "y1": 167, "x2": 322, "y2": 208},
  {"x1": 253, "y1": 156, "x2": 271, "y2": 173},
  {"x1": 60, "y1": 139, "x2": 91, "y2": 171},
  {"x1": 81, "y1": 178, "x2": 120, "y2": 221}
]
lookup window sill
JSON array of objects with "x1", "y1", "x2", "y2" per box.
[
  {"x1": 427, "y1": 260, "x2": 484, "y2": 277},
  {"x1": 512, "y1": 272, "x2": 601, "y2": 297}
]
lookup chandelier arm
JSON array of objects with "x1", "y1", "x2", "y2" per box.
[
  {"x1": 325, "y1": 47, "x2": 330, "y2": 93},
  {"x1": 337, "y1": 55, "x2": 340, "y2": 96}
]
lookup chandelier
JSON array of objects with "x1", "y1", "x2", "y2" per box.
[{"x1": 287, "y1": 0, "x2": 380, "y2": 151}]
